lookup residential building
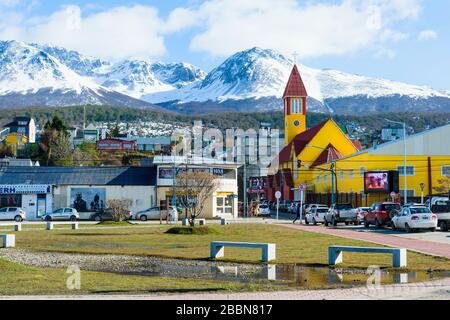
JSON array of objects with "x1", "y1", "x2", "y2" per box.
[
  {"x1": 96, "y1": 139, "x2": 137, "y2": 151},
  {"x1": 0, "y1": 166, "x2": 156, "y2": 220},
  {"x1": 4, "y1": 116, "x2": 36, "y2": 143}
]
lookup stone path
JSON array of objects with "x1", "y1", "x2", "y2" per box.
[{"x1": 282, "y1": 224, "x2": 450, "y2": 258}]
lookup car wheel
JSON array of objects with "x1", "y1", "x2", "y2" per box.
[
  {"x1": 405, "y1": 223, "x2": 412, "y2": 233},
  {"x1": 305, "y1": 218, "x2": 309, "y2": 225},
  {"x1": 375, "y1": 219, "x2": 382, "y2": 229},
  {"x1": 440, "y1": 221, "x2": 449, "y2": 232},
  {"x1": 70, "y1": 216, "x2": 77, "y2": 222},
  {"x1": 140, "y1": 215, "x2": 148, "y2": 222},
  {"x1": 354, "y1": 220, "x2": 360, "y2": 226},
  {"x1": 45, "y1": 216, "x2": 52, "y2": 222},
  {"x1": 332, "y1": 217, "x2": 337, "y2": 227},
  {"x1": 430, "y1": 228, "x2": 436, "y2": 232},
  {"x1": 345, "y1": 222, "x2": 350, "y2": 226},
  {"x1": 313, "y1": 218, "x2": 317, "y2": 226},
  {"x1": 324, "y1": 218, "x2": 329, "y2": 227},
  {"x1": 94, "y1": 216, "x2": 102, "y2": 222},
  {"x1": 14, "y1": 215, "x2": 22, "y2": 222},
  {"x1": 364, "y1": 219, "x2": 370, "y2": 228},
  {"x1": 392, "y1": 224, "x2": 397, "y2": 231}
]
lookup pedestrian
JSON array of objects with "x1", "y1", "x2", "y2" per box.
[{"x1": 293, "y1": 203, "x2": 301, "y2": 224}]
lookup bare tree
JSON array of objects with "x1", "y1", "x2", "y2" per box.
[
  {"x1": 175, "y1": 171, "x2": 217, "y2": 227},
  {"x1": 106, "y1": 199, "x2": 133, "y2": 222}
]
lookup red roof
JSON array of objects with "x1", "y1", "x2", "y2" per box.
[
  {"x1": 283, "y1": 65, "x2": 308, "y2": 98},
  {"x1": 311, "y1": 144, "x2": 342, "y2": 167},
  {"x1": 278, "y1": 120, "x2": 328, "y2": 163}
]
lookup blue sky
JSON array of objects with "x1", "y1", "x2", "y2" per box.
[{"x1": 0, "y1": 0, "x2": 448, "y2": 90}]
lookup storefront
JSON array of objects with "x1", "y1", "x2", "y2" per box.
[{"x1": 0, "y1": 184, "x2": 53, "y2": 220}]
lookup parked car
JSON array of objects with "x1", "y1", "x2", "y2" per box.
[
  {"x1": 305, "y1": 207, "x2": 329, "y2": 225},
  {"x1": 424, "y1": 196, "x2": 450, "y2": 232},
  {"x1": 135, "y1": 206, "x2": 177, "y2": 221},
  {"x1": 305, "y1": 204, "x2": 328, "y2": 214},
  {"x1": 42, "y1": 208, "x2": 79, "y2": 221},
  {"x1": 0, "y1": 207, "x2": 26, "y2": 222},
  {"x1": 258, "y1": 204, "x2": 271, "y2": 217},
  {"x1": 364, "y1": 202, "x2": 402, "y2": 228},
  {"x1": 391, "y1": 206, "x2": 438, "y2": 233},
  {"x1": 356, "y1": 207, "x2": 371, "y2": 224},
  {"x1": 324, "y1": 203, "x2": 358, "y2": 226},
  {"x1": 89, "y1": 208, "x2": 133, "y2": 222},
  {"x1": 288, "y1": 202, "x2": 299, "y2": 214}
]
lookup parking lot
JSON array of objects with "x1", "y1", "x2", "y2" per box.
[{"x1": 270, "y1": 210, "x2": 450, "y2": 245}]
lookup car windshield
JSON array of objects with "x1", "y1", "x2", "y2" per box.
[
  {"x1": 260, "y1": 205, "x2": 269, "y2": 209},
  {"x1": 317, "y1": 208, "x2": 329, "y2": 212},
  {"x1": 410, "y1": 207, "x2": 432, "y2": 214},
  {"x1": 383, "y1": 204, "x2": 401, "y2": 211},
  {"x1": 337, "y1": 204, "x2": 352, "y2": 209},
  {"x1": 359, "y1": 208, "x2": 370, "y2": 211}
]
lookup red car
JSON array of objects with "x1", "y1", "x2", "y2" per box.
[{"x1": 364, "y1": 202, "x2": 402, "y2": 228}]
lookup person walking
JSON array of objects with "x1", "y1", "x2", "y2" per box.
[{"x1": 293, "y1": 203, "x2": 301, "y2": 224}]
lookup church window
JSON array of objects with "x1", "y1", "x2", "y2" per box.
[{"x1": 291, "y1": 99, "x2": 302, "y2": 114}]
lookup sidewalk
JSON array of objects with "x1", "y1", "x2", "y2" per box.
[{"x1": 282, "y1": 223, "x2": 450, "y2": 259}]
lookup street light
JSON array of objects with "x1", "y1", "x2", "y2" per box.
[
  {"x1": 385, "y1": 119, "x2": 408, "y2": 205},
  {"x1": 305, "y1": 145, "x2": 338, "y2": 205}
]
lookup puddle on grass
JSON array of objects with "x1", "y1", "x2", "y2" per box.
[{"x1": 119, "y1": 259, "x2": 450, "y2": 288}]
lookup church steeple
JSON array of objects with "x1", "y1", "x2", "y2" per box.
[{"x1": 283, "y1": 65, "x2": 308, "y2": 145}]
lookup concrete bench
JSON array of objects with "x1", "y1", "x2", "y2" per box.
[
  {"x1": 0, "y1": 234, "x2": 15, "y2": 248},
  {"x1": 47, "y1": 222, "x2": 79, "y2": 230},
  {"x1": 328, "y1": 246, "x2": 407, "y2": 268},
  {"x1": 0, "y1": 223, "x2": 22, "y2": 232},
  {"x1": 182, "y1": 219, "x2": 206, "y2": 226},
  {"x1": 211, "y1": 241, "x2": 276, "y2": 262}
]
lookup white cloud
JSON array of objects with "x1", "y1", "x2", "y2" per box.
[
  {"x1": 418, "y1": 29, "x2": 437, "y2": 41},
  {"x1": 169, "y1": 0, "x2": 421, "y2": 58},
  {"x1": 0, "y1": 5, "x2": 167, "y2": 61}
]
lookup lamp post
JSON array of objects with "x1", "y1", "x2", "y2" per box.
[
  {"x1": 385, "y1": 119, "x2": 407, "y2": 205},
  {"x1": 420, "y1": 183, "x2": 425, "y2": 204},
  {"x1": 305, "y1": 145, "x2": 338, "y2": 206}
]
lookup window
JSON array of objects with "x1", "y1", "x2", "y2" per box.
[
  {"x1": 216, "y1": 196, "x2": 233, "y2": 215},
  {"x1": 323, "y1": 175, "x2": 327, "y2": 183},
  {"x1": 442, "y1": 165, "x2": 450, "y2": 177},
  {"x1": 316, "y1": 176, "x2": 320, "y2": 184},
  {"x1": 291, "y1": 99, "x2": 302, "y2": 114},
  {"x1": 399, "y1": 189, "x2": 415, "y2": 198},
  {"x1": 0, "y1": 195, "x2": 21, "y2": 208},
  {"x1": 398, "y1": 166, "x2": 415, "y2": 176},
  {"x1": 360, "y1": 167, "x2": 365, "y2": 177},
  {"x1": 349, "y1": 169, "x2": 354, "y2": 179},
  {"x1": 340, "y1": 170, "x2": 345, "y2": 179}
]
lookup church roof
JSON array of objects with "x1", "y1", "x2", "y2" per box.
[
  {"x1": 283, "y1": 65, "x2": 308, "y2": 98},
  {"x1": 310, "y1": 144, "x2": 342, "y2": 167},
  {"x1": 278, "y1": 120, "x2": 328, "y2": 163}
]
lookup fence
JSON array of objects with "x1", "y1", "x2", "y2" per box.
[{"x1": 306, "y1": 193, "x2": 424, "y2": 208}]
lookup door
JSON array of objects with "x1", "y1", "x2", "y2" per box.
[
  {"x1": 63, "y1": 208, "x2": 73, "y2": 220},
  {"x1": 0, "y1": 207, "x2": 7, "y2": 221},
  {"x1": 397, "y1": 209, "x2": 409, "y2": 228},
  {"x1": 7, "y1": 208, "x2": 18, "y2": 220},
  {"x1": 53, "y1": 208, "x2": 64, "y2": 220},
  {"x1": 36, "y1": 195, "x2": 46, "y2": 219}
]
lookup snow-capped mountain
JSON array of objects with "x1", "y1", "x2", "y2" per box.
[
  {"x1": 143, "y1": 47, "x2": 450, "y2": 114},
  {"x1": 0, "y1": 41, "x2": 448, "y2": 114},
  {"x1": 0, "y1": 40, "x2": 155, "y2": 109}
]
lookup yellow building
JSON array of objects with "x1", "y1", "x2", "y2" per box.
[
  {"x1": 311, "y1": 123, "x2": 450, "y2": 206},
  {"x1": 4, "y1": 132, "x2": 28, "y2": 145},
  {"x1": 267, "y1": 65, "x2": 359, "y2": 201}
]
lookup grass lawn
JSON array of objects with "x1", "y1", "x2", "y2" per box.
[
  {"x1": 0, "y1": 258, "x2": 260, "y2": 296},
  {"x1": 8, "y1": 224, "x2": 450, "y2": 271}
]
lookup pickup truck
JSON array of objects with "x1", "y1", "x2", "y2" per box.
[
  {"x1": 324, "y1": 203, "x2": 358, "y2": 227},
  {"x1": 425, "y1": 196, "x2": 450, "y2": 231}
]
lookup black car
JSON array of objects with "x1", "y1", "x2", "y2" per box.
[{"x1": 89, "y1": 209, "x2": 133, "y2": 222}]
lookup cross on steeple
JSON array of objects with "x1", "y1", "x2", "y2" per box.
[{"x1": 292, "y1": 51, "x2": 299, "y2": 65}]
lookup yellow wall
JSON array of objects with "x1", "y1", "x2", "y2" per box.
[
  {"x1": 5, "y1": 133, "x2": 28, "y2": 144},
  {"x1": 311, "y1": 152, "x2": 450, "y2": 204},
  {"x1": 284, "y1": 98, "x2": 306, "y2": 145}
]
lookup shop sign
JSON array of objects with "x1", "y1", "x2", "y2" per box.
[{"x1": 0, "y1": 185, "x2": 52, "y2": 195}]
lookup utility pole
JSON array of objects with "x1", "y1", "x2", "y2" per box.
[{"x1": 243, "y1": 164, "x2": 247, "y2": 218}]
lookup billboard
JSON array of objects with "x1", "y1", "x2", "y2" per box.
[
  {"x1": 364, "y1": 171, "x2": 399, "y2": 194},
  {"x1": 247, "y1": 177, "x2": 267, "y2": 194},
  {"x1": 70, "y1": 188, "x2": 106, "y2": 212}
]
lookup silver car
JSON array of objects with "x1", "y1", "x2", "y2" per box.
[
  {"x1": 0, "y1": 207, "x2": 26, "y2": 222},
  {"x1": 135, "y1": 206, "x2": 177, "y2": 221},
  {"x1": 42, "y1": 208, "x2": 79, "y2": 221}
]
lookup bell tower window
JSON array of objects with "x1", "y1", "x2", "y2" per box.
[{"x1": 291, "y1": 98, "x2": 302, "y2": 114}]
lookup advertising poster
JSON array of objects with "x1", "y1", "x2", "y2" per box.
[
  {"x1": 70, "y1": 188, "x2": 106, "y2": 212},
  {"x1": 364, "y1": 172, "x2": 389, "y2": 193}
]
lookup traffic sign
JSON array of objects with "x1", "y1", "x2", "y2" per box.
[
  {"x1": 275, "y1": 191, "x2": 282, "y2": 199},
  {"x1": 299, "y1": 184, "x2": 307, "y2": 191}
]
